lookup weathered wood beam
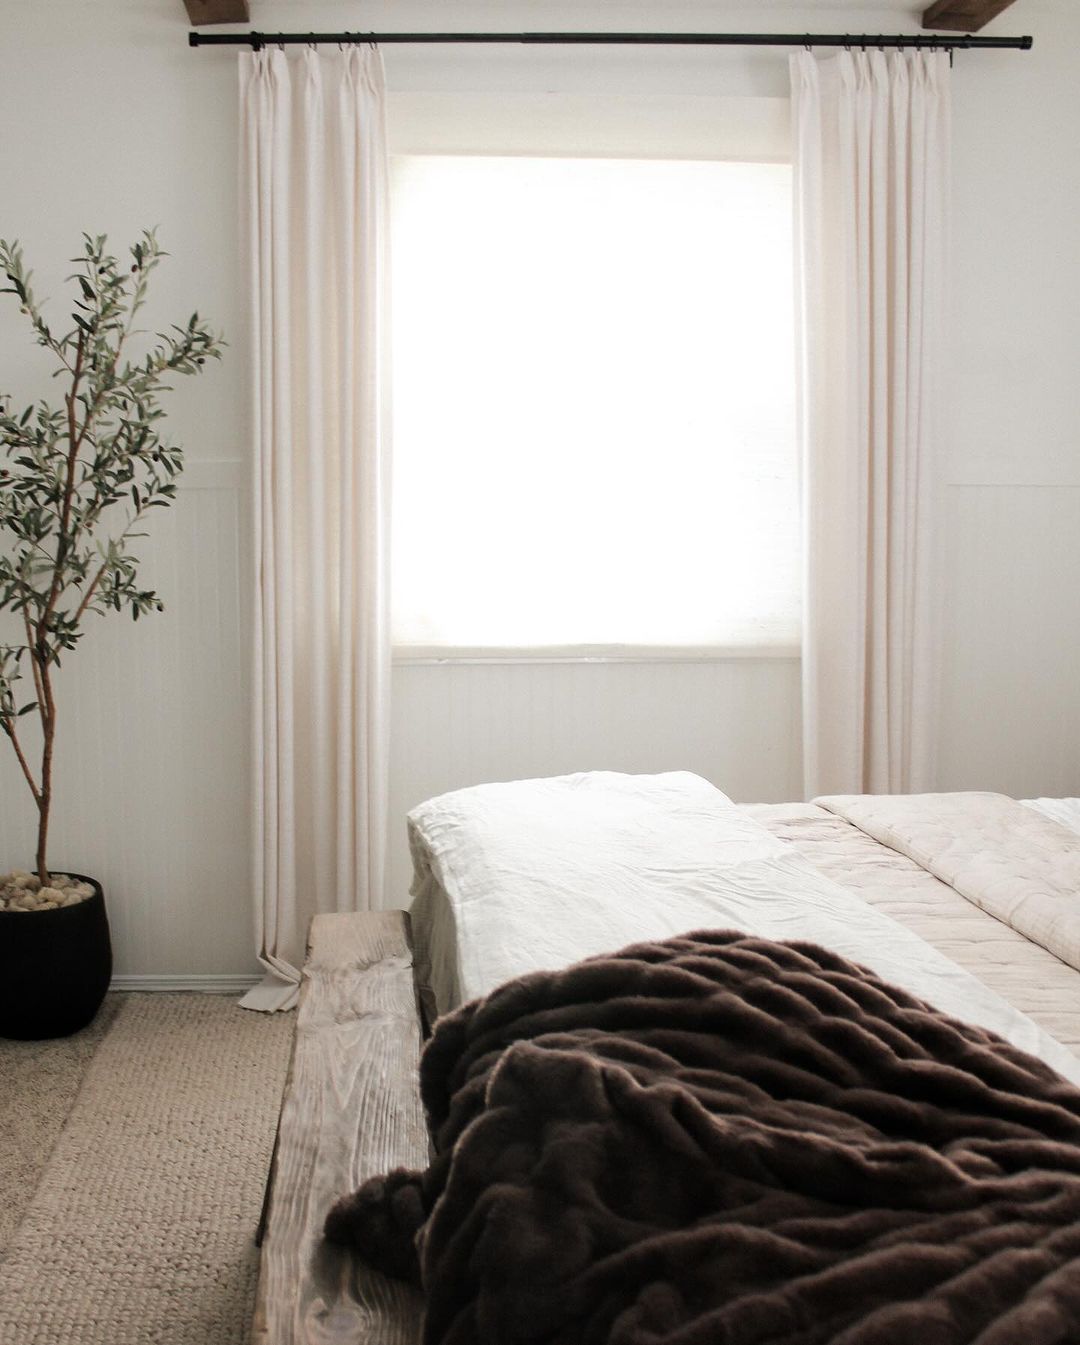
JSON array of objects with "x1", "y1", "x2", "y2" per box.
[
  {"x1": 184, "y1": 0, "x2": 250, "y2": 24},
  {"x1": 252, "y1": 911, "x2": 427, "y2": 1345},
  {"x1": 922, "y1": 0, "x2": 1018, "y2": 31}
]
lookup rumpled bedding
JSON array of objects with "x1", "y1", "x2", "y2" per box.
[
  {"x1": 407, "y1": 773, "x2": 1080, "y2": 1082},
  {"x1": 325, "y1": 930, "x2": 1080, "y2": 1345},
  {"x1": 747, "y1": 801, "x2": 1080, "y2": 1060},
  {"x1": 817, "y1": 792, "x2": 1080, "y2": 974}
]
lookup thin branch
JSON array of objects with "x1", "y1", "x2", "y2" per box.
[
  {"x1": 39, "y1": 329, "x2": 86, "y2": 633},
  {"x1": 72, "y1": 562, "x2": 108, "y2": 626},
  {"x1": 0, "y1": 715, "x2": 41, "y2": 804},
  {"x1": 22, "y1": 607, "x2": 44, "y2": 710},
  {"x1": 71, "y1": 506, "x2": 149, "y2": 627},
  {"x1": 41, "y1": 278, "x2": 140, "y2": 621},
  {"x1": 34, "y1": 326, "x2": 76, "y2": 374},
  {"x1": 24, "y1": 539, "x2": 57, "y2": 567}
]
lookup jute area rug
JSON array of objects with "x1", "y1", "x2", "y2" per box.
[
  {"x1": 0, "y1": 995, "x2": 123, "y2": 1252},
  {"x1": 0, "y1": 993, "x2": 293, "y2": 1345}
]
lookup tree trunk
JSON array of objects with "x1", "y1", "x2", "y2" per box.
[
  {"x1": 35, "y1": 791, "x2": 51, "y2": 888},
  {"x1": 36, "y1": 660, "x2": 54, "y2": 887}
]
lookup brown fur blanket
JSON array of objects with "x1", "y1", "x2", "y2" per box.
[{"x1": 324, "y1": 930, "x2": 1080, "y2": 1344}]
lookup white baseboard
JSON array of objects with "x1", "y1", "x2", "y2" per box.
[{"x1": 110, "y1": 974, "x2": 262, "y2": 995}]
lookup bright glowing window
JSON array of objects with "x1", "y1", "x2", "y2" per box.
[{"x1": 390, "y1": 155, "x2": 800, "y2": 653}]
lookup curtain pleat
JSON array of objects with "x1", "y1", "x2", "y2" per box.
[
  {"x1": 239, "y1": 48, "x2": 391, "y2": 1011},
  {"x1": 791, "y1": 50, "x2": 949, "y2": 798}
]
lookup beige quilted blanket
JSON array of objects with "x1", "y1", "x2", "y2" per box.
[{"x1": 817, "y1": 792, "x2": 1080, "y2": 974}]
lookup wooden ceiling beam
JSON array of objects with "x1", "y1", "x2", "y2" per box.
[
  {"x1": 922, "y1": 0, "x2": 1018, "y2": 32},
  {"x1": 184, "y1": 0, "x2": 250, "y2": 24}
]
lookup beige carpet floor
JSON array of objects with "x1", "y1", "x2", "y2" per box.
[
  {"x1": 0, "y1": 995, "x2": 123, "y2": 1252},
  {"x1": 0, "y1": 993, "x2": 293, "y2": 1344}
]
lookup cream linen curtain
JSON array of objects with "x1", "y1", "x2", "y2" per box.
[
  {"x1": 239, "y1": 48, "x2": 391, "y2": 1011},
  {"x1": 791, "y1": 50, "x2": 949, "y2": 798}
]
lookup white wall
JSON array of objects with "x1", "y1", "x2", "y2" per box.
[
  {"x1": 0, "y1": 0, "x2": 251, "y2": 980},
  {"x1": 0, "y1": 0, "x2": 1076, "y2": 971},
  {"x1": 940, "y1": 2, "x2": 1080, "y2": 796}
]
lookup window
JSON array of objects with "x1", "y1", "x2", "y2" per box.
[{"x1": 391, "y1": 154, "x2": 799, "y2": 655}]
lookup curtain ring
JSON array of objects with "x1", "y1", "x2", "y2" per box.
[{"x1": 804, "y1": 33, "x2": 812, "y2": 52}]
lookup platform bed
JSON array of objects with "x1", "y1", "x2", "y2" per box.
[
  {"x1": 253, "y1": 911, "x2": 426, "y2": 1345},
  {"x1": 254, "y1": 780, "x2": 1080, "y2": 1344}
]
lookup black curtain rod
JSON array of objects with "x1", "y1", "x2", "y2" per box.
[{"x1": 188, "y1": 30, "x2": 1033, "y2": 53}]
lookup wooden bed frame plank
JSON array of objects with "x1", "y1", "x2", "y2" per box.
[{"x1": 252, "y1": 911, "x2": 427, "y2": 1345}]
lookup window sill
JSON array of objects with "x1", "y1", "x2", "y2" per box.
[{"x1": 392, "y1": 644, "x2": 801, "y2": 666}]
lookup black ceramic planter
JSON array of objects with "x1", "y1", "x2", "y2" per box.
[{"x1": 0, "y1": 873, "x2": 112, "y2": 1040}]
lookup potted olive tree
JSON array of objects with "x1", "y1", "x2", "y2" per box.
[{"x1": 0, "y1": 231, "x2": 223, "y2": 1039}]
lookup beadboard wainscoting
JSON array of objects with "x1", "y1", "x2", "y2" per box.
[
  {"x1": 938, "y1": 483, "x2": 1080, "y2": 799},
  {"x1": 109, "y1": 974, "x2": 261, "y2": 993},
  {"x1": 385, "y1": 655, "x2": 803, "y2": 908},
  {"x1": 0, "y1": 460, "x2": 259, "y2": 982}
]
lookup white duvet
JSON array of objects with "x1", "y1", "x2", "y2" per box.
[
  {"x1": 818, "y1": 792, "x2": 1080, "y2": 975},
  {"x1": 408, "y1": 771, "x2": 1080, "y2": 1085},
  {"x1": 1024, "y1": 796, "x2": 1080, "y2": 837}
]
